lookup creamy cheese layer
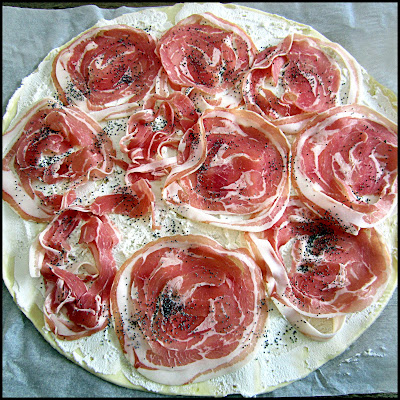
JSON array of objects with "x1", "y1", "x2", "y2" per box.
[{"x1": 2, "y1": 2, "x2": 398, "y2": 397}]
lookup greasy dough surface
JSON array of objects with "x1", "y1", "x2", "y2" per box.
[{"x1": 3, "y1": 3, "x2": 398, "y2": 397}]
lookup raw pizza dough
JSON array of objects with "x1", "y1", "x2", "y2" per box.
[{"x1": 2, "y1": 3, "x2": 398, "y2": 397}]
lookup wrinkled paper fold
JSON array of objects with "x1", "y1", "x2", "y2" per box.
[{"x1": 2, "y1": 3, "x2": 397, "y2": 397}]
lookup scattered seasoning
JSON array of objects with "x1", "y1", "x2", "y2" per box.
[{"x1": 3, "y1": 6, "x2": 397, "y2": 392}]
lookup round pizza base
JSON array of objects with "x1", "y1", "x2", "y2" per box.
[{"x1": 3, "y1": 3, "x2": 398, "y2": 397}]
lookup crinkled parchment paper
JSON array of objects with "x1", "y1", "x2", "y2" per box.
[{"x1": 2, "y1": 2, "x2": 397, "y2": 397}]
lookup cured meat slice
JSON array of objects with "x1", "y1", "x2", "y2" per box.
[
  {"x1": 110, "y1": 235, "x2": 267, "y2": 385},
  {"x1": 121, "y1": 93, "x2": 199, "y2": 184},
  {"x1": 65, "y1": 178, "x2": 156, "y2": 217},
  {"x1": 247, "y1": 197, "x2": 392, "y2": 339},
  {"x1": 186, "y1": 85, "x2": 245, "y2": 114},
  {"x1": 292, "y1": 105, "x2": 398, "y2": 229},
  {"x1": 156, "y1": 13, "x2": 257, "y2": 95},
  {"x1": 30, "y1": 209, "x2": 119, "y2": 340},
  {"x1": 163, "y1": 108, "x2": 291, "y2": 232},
  {"x1": 243, "y1": 34, "x2": 361, "y2": 133},
  {"x1": 89, "y1": 180, "x2": 155, "y2": 219},
  {"x1": 89, "y1": 179, "x2": 159, "y2": 230},
  {"x1": 52, "y1": 24, "x2": 161, "y2": 112},
  {"x1": 2, "y1": 98, "x2": 115, "y2": 222}
]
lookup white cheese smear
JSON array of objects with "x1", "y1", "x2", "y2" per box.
[{"x1": 2, "y1": 2, "x2": 398, "y2": 397}]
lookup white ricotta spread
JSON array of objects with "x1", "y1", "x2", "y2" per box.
[{"x1": 2, "y1": 2, "x2": 397, "y2": 397}]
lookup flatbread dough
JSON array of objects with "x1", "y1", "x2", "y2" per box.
[{"x1": 3, "y1": 3, "x2": 397, "y2": 397}]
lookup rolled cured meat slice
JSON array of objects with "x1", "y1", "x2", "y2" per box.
[
  {"x1": 247, "y1": 197, "x2": 392, "y2": 340},
  {"x1": 292, "y1": 104, "x2": 398, "y2": 229},
  {"x1": 90, "y1": 179, "x2": 159, "y2": 230},
  {"x1": 29, "y1": 209, "x2": 119, "y2": 340},
  {"x1": 64, "y1": 177, "x2": 157, "y2": 225},
  {"x1": 52, "y1": 24, "x2": 161, "y2": 112},
  {"x1": 163, "y1": 108, "x2": 291, "y2": 232},
  {"x1": 111, "y1": 234, "x2": 267, "y2": 385},
  {"x1": 156, "y1": 13, "x2": 257, "y2": 96},
  {"x1": 2, "y1": 98, "x2": 115, "y2": 222},
  {"x1": 243, "y1": 34, "x2": 361, "y2": 134},
  {"x1": 89, "y1": 180, "x2": 155, "y2": 219},
  {"x1": 120, "y1": 92, "x2": 199, "y2": 184}
]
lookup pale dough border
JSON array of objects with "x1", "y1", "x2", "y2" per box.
[{"x1": 2, "y1": 2, "x2": 398, "y2": 397}]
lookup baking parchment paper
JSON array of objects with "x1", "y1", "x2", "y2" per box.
[{"x1": 2, "y1": 3, "x2": 398, "y2": 398}]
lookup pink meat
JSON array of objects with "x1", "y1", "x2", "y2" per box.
[
  {"x1": 110, "y1": 235, "x2": 267, "y2": 385},
  {"x1": 163, "y1": 108, "x2": 291, "y2": 232},
  {"x1": 120, "y1": 92, "x2": 199, "y2": 184},
  {"x1": 52, "y1": 25, "x2": 162, "y2": 111},
  {"x1": 249, "y1": 197, "x2": 392, "y2": 319},
  {"x1": 292, "y1": 104, "x2": 398, "y2": 229},
  {"x1": 35, "y1": 209, "x2": 119, "y2": 340},
  {"x1": 157, "y1": 13, "x2": 257, "y2": 95},
  {"x1": 244, "y1": 34, "x2": 342, "y2": 119},
  {"x1": 2, "y1": 98, "x2": 115, "y2": 222}
]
